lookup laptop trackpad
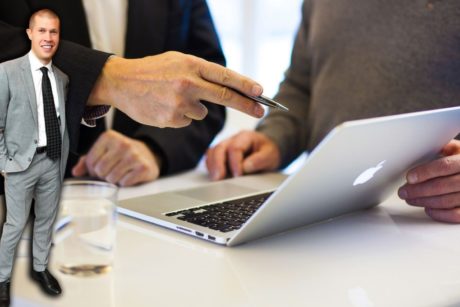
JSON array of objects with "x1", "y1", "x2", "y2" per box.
[{"x1": 176, "y1": 183, "x2": 258, "y2": 202}]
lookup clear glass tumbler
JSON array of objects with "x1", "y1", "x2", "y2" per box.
[{"x1": 53, "y1": 180, "x2": 117, "y2": 276}]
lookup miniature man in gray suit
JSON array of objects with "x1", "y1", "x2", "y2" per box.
[{"x1": 0, "y1": 9, "x2": 69, "y2": 305}]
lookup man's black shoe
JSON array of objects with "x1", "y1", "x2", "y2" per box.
[
  {"x1": 0, "y1": 281, "x2": 10, "y2": 307},
  {"x1": 30, "y1": 269, "x2": 62, "y2": 296}
]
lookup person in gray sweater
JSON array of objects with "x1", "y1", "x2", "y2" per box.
[{"x1": 206, "y1": 0, "x2": 460, "y2": 223}]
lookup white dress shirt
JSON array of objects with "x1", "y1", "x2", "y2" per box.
[
  {"x1": 81, "y1": 0, "x2": 128, "y2": 56},
  {"x1": 29, "y1": 51, "x2": 61, "y2": 147},
  {"x1": 82, "y1": 0, "x2": 128, "y2": 128}
]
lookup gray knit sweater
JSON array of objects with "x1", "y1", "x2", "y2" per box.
[{"x1": 258, "y1": 0, "x2": 460, "y2": 168}]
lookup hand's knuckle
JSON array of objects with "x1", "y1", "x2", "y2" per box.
[
  {"x1": 240, "y1": 130, "x2": 254, "y2": 141},
  {"x1": 227, "y1": 143, "x2": 242, "y2": 153},
  {"x1": 116, "y1": 141, "x2": 128, "y2": 151},
  {"x1": 439, "y1": 157, "x2": 455, "y2": 172},
  {"x1": 95, "y1": 168, "x2": 104, "y2": 177},
  {"x1": 220, "y1": 69, "x2": 231, "y2": 84},
  {"x1": 431, "y1": 180, "x2": 444, "y2": 193},
  {"x1": 182, "y1": 53, "x2": 195, "y2": 64},
  {"x1": 167, "y1": 50, "x2": 180, "y2": 57},
  {"x1": 126, "y1": 154, "x2": 137, "y2": 165},
  {"x1": 106, "y1": 175, "x2": 116, "y2": 184},
  {"x1": 100, "y1": 133, "x2": 110, "y2": 142},
  {"x1": 138, "y1": 164, "x2": 148, "y2": 173},
  {"x1": 219, "y1": 87, "x2": 234, "y2": 102},
  {"x1": 173, "y1": 78, "x2": 193, "y2": 93}
]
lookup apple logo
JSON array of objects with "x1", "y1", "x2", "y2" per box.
[{"x1": 353, "y1": 160, "x2": 386, "y2": 186}]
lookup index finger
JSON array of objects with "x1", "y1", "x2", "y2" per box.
[
  {"x1": 197, "y1": 62, "x2": 265, "y2": 118},
  {"x1": 193, "y1": 79, "x2": 265, "y2": 118},
  {"x1": 407, "y1": 155, "x2": 460, "y2": 184},
  {"x1": 199, "y1": 60, "x2": 263, "y2": 97}
]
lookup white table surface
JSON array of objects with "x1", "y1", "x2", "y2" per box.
[{"x1": 6, "y1": 167, "x2": 460, "y2": 307}]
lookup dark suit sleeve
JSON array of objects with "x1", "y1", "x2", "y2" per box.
[
  {"x1": 115, "y1": 0, "x2": 226, "y2": 175},
  {"x1": 0, "y1": 20, "x2": 30, "y2": 62},
  {"x1": 53, "y1": 41, "x2": 111, "y2": 153}
]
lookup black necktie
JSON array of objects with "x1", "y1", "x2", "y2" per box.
[{"x1": 40, "y1": 67, "x2": 61, "y2": 160}]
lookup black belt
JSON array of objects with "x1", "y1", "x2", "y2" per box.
[{"x1": 36, "y1": 146, "x2": 47, "y2": 154}]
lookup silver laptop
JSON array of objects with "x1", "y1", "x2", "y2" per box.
[{"x1": 118, "y1": 106, "x2": 460, "y2": 246}]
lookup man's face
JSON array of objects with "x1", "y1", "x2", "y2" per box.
[{"x1": 26, "y1": 15, "x2": 60, "y2": 64}]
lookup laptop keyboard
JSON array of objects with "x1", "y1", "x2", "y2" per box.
[{"x1": 165, "y1": 192, "x2": 273, "y2": 233}]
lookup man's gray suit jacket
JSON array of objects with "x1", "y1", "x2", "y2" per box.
[{"x1": 0, "y1": 54, "x2": 69, "y2": 179}]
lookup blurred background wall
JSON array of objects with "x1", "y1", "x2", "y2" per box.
[{"x1": 207, "y1": 0, "x2": 303, "y2": 135}]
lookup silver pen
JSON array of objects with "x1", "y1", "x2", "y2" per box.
[{"x1": 237, "y1": 90, "x2": 289, "y2": 111}]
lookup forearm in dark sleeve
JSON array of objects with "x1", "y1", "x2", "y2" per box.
[
  {"x1": 0, "y1": 21, "x2": 30, "y2": 62},
  {"x1": 53, "y1": 41, "x2": 111, "y2": 153}
]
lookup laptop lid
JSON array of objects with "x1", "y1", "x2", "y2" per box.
[{"x1": 228, "y1": 106, "x2": 460, "y2": 245}]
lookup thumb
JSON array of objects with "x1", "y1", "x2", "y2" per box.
[
  {"x1": 72, "y1": 155, "x2": 88, "y2": 177},
  {"x1": 442, "y1": 140, "x2": 460, "y2": 156}
]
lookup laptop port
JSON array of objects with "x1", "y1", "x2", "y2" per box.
[
  {"x1": 195, "y1": 231, "x2": 204, "y2": 237},
  {"x1": 208, "y1": 235, "x2": 216, "y2": 241},
  {"x1": 176, "y1": 226, "x2": 191, "y2": 233}
]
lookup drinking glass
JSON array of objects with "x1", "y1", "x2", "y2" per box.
[{"x1": 53, "y1": 180, "x2": 117, "y2": 276}]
